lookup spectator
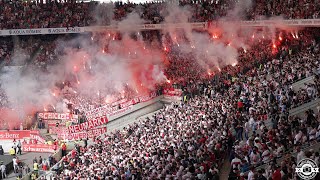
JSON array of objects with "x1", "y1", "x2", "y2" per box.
[
  {"x1": 0, "y1": 161, "x2": 5, "y2": 179},
  {"x1": 0, "y1": 146, "x2": 3, "y2": 155}
]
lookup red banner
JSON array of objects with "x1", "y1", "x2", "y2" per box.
[
  {"x1": 85, "y1": 92, "x2": 157, "y2": 119},
  {"x1": 108, "y1": 106, "x2": 132, "y2": 118},
  {"x1": 38, "y1": 112, "x2": 70, "y2": 120},
  {"x1": 163, "y1": 88, "x2": 183, "y2": 96},
  {"x1": 49, "y1": 127, "x2": 67, "y2": 135},
  {"x1": 30, "y1": 134, "x2": 46, "y2": 144},
  {"x1": 68, "y1": 117, "x2": 108, "y2": 133},
  {"x1": 138, "y1": 92, "x2": 157, "y2": 102},
  {"x1": 44, "y1": 120, "x2": 66, "y2": 127},
  {"x1": 0, "y1": 130, "x2": 40, "y2": 140},
  {"x1": 58, "y1": 127, "x2": 107, "y2": 140},
  {"x1": 119, "y1": 98, "x2": 139, "y2": 109},
  {"x1": 22, "y1": 144, "x2": 56, "y2": 153}
]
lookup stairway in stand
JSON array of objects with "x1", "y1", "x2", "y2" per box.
[{"x1": 220, "y1": 158, "x2": 232, "y2": 180}]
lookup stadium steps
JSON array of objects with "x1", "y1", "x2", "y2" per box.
[
  {"x1": 291, "y1": 75, "x2": 315, "y2": 91},
  {"x1": 38, "y1": 129, "x2": 55, "y2": 142},
  {"x1": 220, "y1": 159, "x2": 232, "y2": 180},
  {"x1": 289, "y1": 98, "x2": 320, "y2": 117},
  {"x1": 222, "y1": 96, "x2": 318, "y2": 178}
]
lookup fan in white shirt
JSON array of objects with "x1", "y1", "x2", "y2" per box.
[
  {"x1": 231, "y1": 155, "x2": 241, "y2": 170},
  {"x1": 296, "y1": 147, "x2": 305, "y2": 163}
]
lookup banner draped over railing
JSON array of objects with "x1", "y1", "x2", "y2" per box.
[
  {"x1": 0, "y1": 19, "x2": 319, "y2": 36},
  {"x1": 85, "y1": 92, "x2": 157, "y2": 119}
]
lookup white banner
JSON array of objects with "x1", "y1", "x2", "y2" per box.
[
  {"x1": 0, "y1": 27, "x2": 84, "y2": 36},
  {"x1": 0, "y1": 19, "x2": 318, "y2": 36}
]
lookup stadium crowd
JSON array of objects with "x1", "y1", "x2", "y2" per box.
[
  {"x1": 0, "y1": 0, "x2": 318, "y2": 30},
  {"x1": 35, "y1": 28, "x2": 320, "y2": 179},
  {"x1": 0, "y1": 0, "x2": 319, "y2": 179}
]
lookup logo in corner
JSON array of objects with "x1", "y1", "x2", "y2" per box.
[{"x1": 295, "y1": 158, "x2": 319, "y2": 180}]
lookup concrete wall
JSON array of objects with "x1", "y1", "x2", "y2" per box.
[
  {"x1": 106, "y1": 101, "x2": 164, "y2": 132},
  {"x1": 108, "y1": 96, "x2": 164, "y2": 122}
]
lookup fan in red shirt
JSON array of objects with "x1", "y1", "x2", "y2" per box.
[
  {"x1": 272, "y1": 166, "x2": 282, "y2": 180},
  {"x1": 237, "y1": 100, "x2": 244, "y2": 111}
]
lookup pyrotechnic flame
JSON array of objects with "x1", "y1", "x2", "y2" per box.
[
  {"x1": 91, "y1": 37, "x2": 94, "y2": 41},
  {"x1": 167, "y1": 80, "x2": 171, "y2": 83},
  {"x1": 273, "y1": 44, "x2": 276, "y2": 48},
  {"x1": 279, "y1": 37, "x2": 282, "y2": 41},
  {"x1": 218, "y1": 68, "x2": 221, "y2": 72},
  {"x1": 212, "y1": 34, "x2": 218, "y2": 39},
  {"x1": 77, "y1": 81, "x2": 80, "y2": 84},
  {"x1": 232, "y1": 62, "x2": 237, "y2": 67}
]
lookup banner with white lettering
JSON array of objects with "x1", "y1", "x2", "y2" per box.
[
  {"x1": 38, "y1": 112, "x2": 70, "y2": 120},
  {"x1": 58, "y1": 127, "x2": 107, "y2": 140},
  {"x1": 22, "y1": 144, "x2": 56, "y2": 153},
  {"x1": 0, "y1": 130, "x2": 40, "y2": 140},
  {"x1": 68, "y1": 117, "x2": 108, "y2": 134}
]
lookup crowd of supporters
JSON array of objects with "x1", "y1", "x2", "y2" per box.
[
  {"x1": 0, "y1": 1, "x2": 319, "y2": 179},
  {"x1": 30, "y1": 27, "x2": 319, "y2": 179},
  {"x1": 0, "y1": 0, "x2": 318, "y2": 30}
]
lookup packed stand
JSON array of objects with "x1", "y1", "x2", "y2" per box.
[
  {"x1": 46, "y1": 33, "x2": 320, "y2": 179},
  {"x1": 0, "y1": 0, "x2": 319, "y2": 30}
]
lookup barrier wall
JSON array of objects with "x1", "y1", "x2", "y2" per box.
[{"x1": 108, "y1": 95, "x2": 164, "y2": 122}]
